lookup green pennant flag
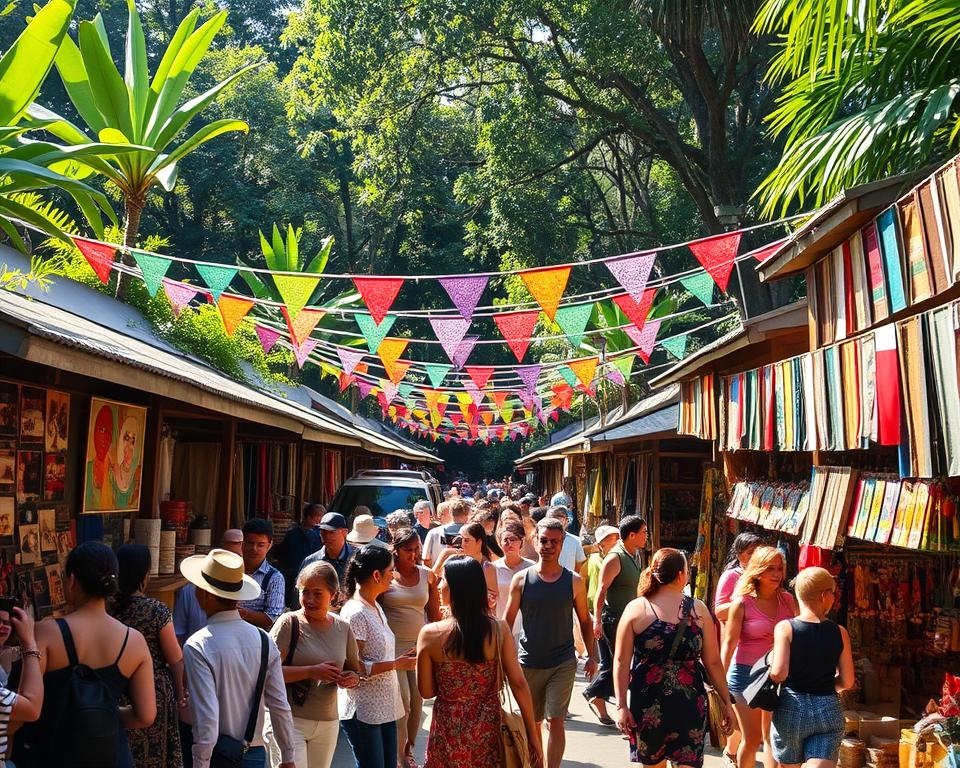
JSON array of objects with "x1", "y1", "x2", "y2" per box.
[
  {"x1": 398, "y1": 382, "x2": 414, "y2": 400},
  {"x1": 355, "y1": 312, "x2": 396, "y2": 353},
  {"x1": 679, "y1": 271, "x2": 715, "y2": 307},
  {"x1": 131, "y1": 250, "x2": 171, "y2": 297},
  {"x1": 195, "y1": 263, "x2": 238, "y2": 301},
  {"x1": 500, "y1": 402, "x2": 514, "y2": 424},
  {"x1": 273, "y1": 274, "x2": 320, "y2": 320},
  {"x1": 661, "y1": 333, "x2": 688, "y2": 360},
  {"x1": 612, "y1": 354, "x2": 636, "y2": 379},
  {"x1": 554, "y1": 303, "x2": 593, "y2": 349},
  {"x1": 424, "y1": 363, "x2": 452, "y2": 388},
  {"x1": 558, "y1": 365, "x2": 578, "y2": 389}
]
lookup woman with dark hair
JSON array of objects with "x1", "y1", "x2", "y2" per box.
[
  {"x1": 339, "y1": 545, "x2": 416, "y2": 768},
  {"x1": 112, "y1": 544, "x2": 185, "y2": 768},
  {"x1": 614, "y1": 549, "x2": 735, "y2": 768},
  {"x1": 381, "y1": 528, "x2": 441, "y2": 768},
  {"x1": 417, "y1": 557, "x2": 540, "y2": 768},
  {"x1": 432, "y1": 522, "x2": 498, "y2": 611},
  {"x1": 14, "y1": 542, "x2": 156, "y2": 768}
]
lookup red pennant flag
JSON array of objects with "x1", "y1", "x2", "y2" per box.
[
  {"x1": 73, "y1": 237, "x2": 116, "y2": 283},
  {"x1": 465, "y1": 365, "x2": 495, "y2": 390},
  {"x1": 450, "y1": 412, "x2": 463, "y2": 426},
  {"x1": 519, "y1": 265, "x2": 570, "y2": 322},
  {"x1": 688, "y1": 231, "x2": 742, "y2": 292},
  {"x1": 338, "y1": 371, "x2": 354, "y2": 392},
  {"x1": 747, "y1": 238, "x2": 787, "y2": 263},
  {"x1": 612, "y1": 288, "x2": 657, "y2": 331},
  {"x1": 352, "y1": 277, "x2": 404, "y2": 324},
  {"x1": 493, "y1": 310, "x2": 539, "y2": 362},
  {"x1": 550, "y1": 382, "x2": 574, "y2": 410}
]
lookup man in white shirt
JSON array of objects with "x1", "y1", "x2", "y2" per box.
[
  {"x1": 546, "y1": 506, "x2": 586, "y2": 572},
  {"x1": 180, "y1": 549, "x2": 296, "y2": 768},
  {"x1": 422, "y1": 499, "x2": 470, "y2": 566}
]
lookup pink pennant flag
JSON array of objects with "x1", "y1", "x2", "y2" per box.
[
  {"x1": 292, "y1": 338, "x2": 318, "y2": 369},
  {"x1": 493, "y1": 310, "x2": 539, "y2": 362},
  {"x1": 429, "y1": 316, "x2": 470, "y2": 362},
  {"x1": 465, "y1": 383, "x2": 485, "y2": 407},
  {"x1": 379, "y1": 379, "x2": 399, "y2": 403},
  {"x1": 516, "y1": 365, "x2": 541, "y2": 395},
  {"x1": 357, "y1": 380, "x2": 376, "y2": 399},
  {"x1": 255, "y1": 324, "x2": 281, "y2": 354},
  {"x1": 606, "y1": 368, "x2": 626, "y2": 386},
  {"x1": 626, "y1": 318, "x2": 661, "y2": 363},
  {"x1": 605, "y1": 252, "x2": 655, "y2": 303},
  {"x1": 336, "y1": 347, "x2": 366, "y2": 376},
  {"x1": 162, "y1": 279, "x2": 199, "y2": 317},
  {"x1": 352, "y1": 277, "x2": 404, "y2": 324},
  {"x1": 465, "y1": 365, "x2": 495, "y2": 390},
  {"x1": 438, "y1": 276, "x2": 488, "y2": 322},
  {"x1": 452, "y1": 335, "x2": 478, "y2": 368},
  {"x1": 688, "y1": 231, "x2": 742, "y2": 292}
]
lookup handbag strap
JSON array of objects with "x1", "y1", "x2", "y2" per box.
[
  {"x1": 283, "y1": 615, "x2": 299, "y2": 666},
  {"x1": 244, "y1": 630, "x2": 270, "y2": 745},
  {"x1": 667, "y1": 597, "x2": 693, "y2": 662}
]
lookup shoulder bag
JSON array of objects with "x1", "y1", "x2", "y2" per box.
[
  {"x1": 210, "y1": 629, "x2": 270, "y2": 768},
  {"x1": 283, "y1": 614, "x2": 312, "y2": 707},
  {"x1": 743, "y1": 651, "x2": 780, "y2": 711},
  {"x1": 494, "y1": 621, "x2": 532, "y2": 768}
]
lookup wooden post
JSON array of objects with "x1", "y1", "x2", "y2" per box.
[{"x1": 215, "y1": 418, "x2": 237, "y2": 538}]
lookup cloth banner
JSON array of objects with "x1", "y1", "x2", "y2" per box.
[
  {"x1": 465, "y1": 365, "x2": 495, "y2": 390},
  {"x1": 555, "y1": 303, "x2": 593, "y2": 349},
  {"x1": 494, "y1": 310, "x2": 539, "y2": 362},
  {"x1": 255, "y1": 324, "x2": 281, "y2": 354},
  {"x1": 628, "y1": 318, "x2": 661, "y2": 363},
  {"x1": 520, "y1": 266, "x2": 570, "y2": 322},
  {"x1": 424, "y1": 363, "x2": 452, "y2": 388},
  {"x1": 605, "y1": 252, "x2": 655, "y2": 303},
  {"x1": 568, "y1": 357, "x2": 599, "y2": 389},
  {"x1": 195, "y1": 264, "x2": 238, "y2": 301},
  {"x1": 131, "y1": 250, "x2": 171, "y2": 296},
  {"x1": 429, "y1": 316, "x2": 470, "y2": 362},
  {"x1": 558, "y1": 366, "x2": 578, "y2": 389},
  {"x1": 273, "y1": 274, "x2": 320, "y2": 319},
  {"x1": 679, "y1": 272, "x2": 715, "y2": 306},
  {"x1": 355, "y1": 312, "x2": 396, "y2": 353},
  {"x1": 357, "y1": 380, "x2": 376, "y2": 399},
  {"x1": 336, "y1": 348, "x2": 366, "y2": 376},
  {"x1": 162, "y1": 279, "x2": 198, "y2": 316},
  {"x1": 352, "y1": 276, "x2": 404, "y2": 324},
  {"x1": 438, "y1": 276, "x2": 488, "y2": 322},
  {"x1": 613, "y1": 288, "x2": 656, "y2": 331},
  {"x1": 292, "y1": 337, "x2": 318, "y2": 369},
  {"x1": 379, "y1": 338, "x2": 410, "y2": 384},
  {"x1": 517, "y1": 364, "x2": 542, "y2": 394},
  {"x1": 73, "y1": 237, "x2": 116, "y2": 283},
  {"x1": 217, "y1": 294, "x2": 254, "y2": 336},
  {"x1": 661, "y1": 333, "x2": 688, "y2": 360},
  {"x1": 283, "y1": 307, "x2": 325, "y2": 347},
  {"x1": 688, "y1": 231, "x2": 741, "y2": 292},
  {"x1": 452, "y1": 335, "x2": 478, "y2": 368}
]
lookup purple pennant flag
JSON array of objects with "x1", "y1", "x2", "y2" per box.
[
  {"x1": 336, "y1": 347, "x2": 366, "y2": 376},
  {"x1": 606, "y1": 368, "x2": 626, "y2": 387},
  {"x1": 516, "y1": 364, "x2": 541, "y2": 395},
  {"x1": 255, "y1": 324, "x2": 281, "y2": 355},
  {"x1": 438, "y1": 276, "x2": 488, "y2": 322},
  {"x1": 605, "y1": 252, "x2": 656, "y2": 303},
  {"x1": 465, "y1": 383, "x2": 485, "y2": 407},
  {"x1": 292, "y1": 338, "x2": 318, "y2": 369},
  {"x1": 357, "y1": 379, "x2": 375, "y2": 399},
  {"x1": 452, "y1": 335, "x2": 478, "y2": 368},
  {"x1": 429, "y1": 316, "x2": 470, "y2": 362}
]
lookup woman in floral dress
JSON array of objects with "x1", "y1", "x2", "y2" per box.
[
  {"x1": 614, "y1": 549, "x2": 735, "y2": 768},
  {"x1": 417, "y1": 556, "x2": 541, "y2": 768}
]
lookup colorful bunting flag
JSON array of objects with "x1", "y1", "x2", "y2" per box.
[
  {"x1": 131, "y1": 250, "x2": 171, "y2": 296},
  {"x1": 558, "y1": 366, "x2": 578, "y2": 389},
  {"x1": 465, "y1": 383, "x2": 485, "y2": 407},
  {"x1": 612, "y1": 354, "x2": 635, "y2": 382},
  {"x1": 452, "y1": 335, "x2": 478, "y2": 368},
  {"x1": 489, "y1": 391, "x2": 509, "y2": 411},
  {"x1": 606, "y1": 367, "x2": 625, "y2": 386},
  {"x1": 517, "y1": 365, "x2": 541, "y2": 395},
  {"x1": 162, "y1": 279, "x2": 198, "y2": 316},
  {"x1": 612, "y1": 288, "x2": 656, "y2": 331},
  {"x1": 282, "y1": 307, "x2": 325, "y2": 347},
  {"x1": 660, "y1": 333, "x2": 688, "y2": 360},
  {"x1": 688, "y1": 231, "x2": 741, "y2": 292},
  {"x1": 429, "y1": 316, "x2": 470, "y2": 362},
  {"x1": 633, "y1": 318, "x2": 661, "y2": 363},
  {"x1": 605, "y1": 252, "x2": 655, "y2": 303},
  {"x1": 554, "y1": 303, "x2": 593, "y2": 349},
  {"x1": 379, "y1": 378, "x2": 399, "y2": 403},
  {"x1": 357, "y1": 380, "x2": 376, "y2": 399},
  {"x1": 352, "y1": 276, "x2": 404, "y2": 324},
  {"x1": 465, "y1": 365, "x2": 495, "y2": 390},
  {"x1": 450, "y1": 412, "x2": 463, "y2": 426},
  {"x1": 336, "y1": 348, "x2": 366, "y2": 376},
  {"x1": 255, "y1": 324, "x2": 281, "y2": 354},
  {"x1": 424, "y1": 363, "x2": 452, "y2": 388},
  {"x1": 217, "y1": 294, "x2": 254, "y2": 336},
  {"x1": 567, "y1": 357, "x2": 599, "y2": 389},
  {"x1": 338, "y1": 371, "x2": 354, "y2": 392},
  {"x1": 273, "y1": 274, "x2": 320, "y2": 320},
  {"x1": 748, "y1": 238, "x2": 787, "y2": 263},
  {"x1": 480, "y1": 411, "x2": 495, "y2": 427},
  {"x1": 378, "y1": 338, "x2": 409, "y2": 384},
  {"x1": 398, "y1": 382, "x2": 414, "y2": 400},
  {"x1": 73, "y1": 237, "x2": 115, "y2": 283},
  {"x1": 494, "y1": 310, "x2": 539, "y2": 362},
  {"x1": 355, "y1": 312, "x2": 396, "y2": 353},
  {"x1": 292, "y1": 337, "x2": 318, "y2": 368},
  {"x1": 679, "y1": 272, "x2": 715, "y2": 307},
  {"x1": 438, "y1": 276, "x2": 488, "y2": 322},
  {"x1": 500, "y1": 401, "x2": 514, "y2": 424},
  {"x1": 195, "y1": 264, "x2": 238, "y2": 301},
  {"x1": 520, "y1": 265, "x2": 570, "y2": 322}
]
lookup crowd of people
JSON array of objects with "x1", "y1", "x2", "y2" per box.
[{"x1": 0, "y1": 479, "x2": 857, "y2": 768}]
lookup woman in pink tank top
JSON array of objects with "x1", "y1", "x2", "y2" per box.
[{"x1": 721, "y1": 546, "x2": 796, "y2": 768}]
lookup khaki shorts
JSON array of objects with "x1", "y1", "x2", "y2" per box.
[{"x1": 522, "y1": 659, "x2": 577, "y2": 721}]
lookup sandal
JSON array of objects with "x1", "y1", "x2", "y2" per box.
[{"x1": 583, "y1": 694, "x2": 616, "y2": 727}]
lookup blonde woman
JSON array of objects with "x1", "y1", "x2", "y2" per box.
[
  {"x1": 769, "y1": 567, "x2": 854, "y2": 768},
  {"x1": 721, "y1": 546, "x2": 796, "y2": 768}
]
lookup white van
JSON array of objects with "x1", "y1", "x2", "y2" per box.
[{"x1": 329, "y1": 469, "x2": 443, "y2": 519}]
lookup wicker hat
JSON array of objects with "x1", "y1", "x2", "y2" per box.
[{"x1": 180, "y1": 548, "x2": 261, "y2": 602}]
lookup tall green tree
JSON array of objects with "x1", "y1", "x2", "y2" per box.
[{"x1": 755, "y1": 0, "x2": 960, "y2": 216}]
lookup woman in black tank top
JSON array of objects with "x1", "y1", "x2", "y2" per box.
[{"x1": 767, "y1": 567, "x2": 855, "y2": 768}]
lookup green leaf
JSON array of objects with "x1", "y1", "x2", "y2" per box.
[
  {"x1": 305, "y1": 236, "x2": 334, "y2": 275},
  {"x1": 78, "y1": 19, "x2": 133, "y2": 139},
  {"x1": 148, "y1": 119, "x2": 248, "y2": 174},
  {"x1": 123, "y1": 0, "x2": 148, "y2": 140},
  {"x1": 286, "y1": 223, "x2": 299, "y2": 271}
]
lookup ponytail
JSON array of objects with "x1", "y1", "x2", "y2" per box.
[
  {"x1": 637, "y1": 548, "x2": 686, "y2": 598},
  {"x1": 343, "y1": 545, "x2": 392, "y2": 597}
]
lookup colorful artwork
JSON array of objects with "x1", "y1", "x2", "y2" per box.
[
  {"x1": 45, "y1": 390, "x2": 69, "y2": 453},
  {"x1": 15, "y1": 451, "x2": 41, "y2": 502},
  {"x1": 0, "y1": 497, "x2": 12, "y2": 538},
  {"x1": 43, "y1": 454, "x2": 66, "y2": 501},
  {"x1": 19, "y1": 388, "x2": 44, "y2": 443},
  {"x1": 0, "y1": 383, "x2": 17, "y2": 438},
  {"x1": 83, "y1": 398, "x2": 146, "y2": 514},
  {"x1": 0, "y1": 451, "x2": 13, "y2": 485},
  {"x1": 39, "y1": 507, "x2": 57, "y2": 553},
  {"x1": 18, "y1": 523, "x2": 39, "y2": 565}
]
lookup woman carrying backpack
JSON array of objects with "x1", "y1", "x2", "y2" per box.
[{"x1": 12, "y1": 542, "x2": 156, "y2": 768}]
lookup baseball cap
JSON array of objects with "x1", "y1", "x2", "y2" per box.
[{"x1": 319, "y1": 512, "x2": 348, "y2": 531}]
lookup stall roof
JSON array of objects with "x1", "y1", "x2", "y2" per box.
[{"x1": 593, "y1": 403, "x2": 679, "y2": 442}]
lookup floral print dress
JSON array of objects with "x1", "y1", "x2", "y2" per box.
[
  {"x1": 425, "y1": 658, "x2": 502, "y2": 767},
  {"x1": 627, "y1": 596, "x2": 707, "y2": 768}
]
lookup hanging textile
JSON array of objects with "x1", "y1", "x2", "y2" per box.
[
  {"x1": 691, "y1": 468, "x2": 729, "y2": 602},
  {"x1": 678, "y1": 374, "x2": 717, "y2": 440}
]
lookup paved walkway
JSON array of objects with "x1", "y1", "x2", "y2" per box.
[{"x1": 332, "y1": 661, "x2": 728, "y2": 767}]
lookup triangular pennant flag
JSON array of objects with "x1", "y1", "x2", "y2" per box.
[
  {"x1": 398, "y1": 382, "x2": 414, "y2": 400},
  {"x1": 379, "y1": 378, "x2": 399, "y2": 403},
  {"x1": 355, "y1": 312, "x2": 396, "y2": 353},
  {"x1": 612, "y1": 288, "x2": 657, "y2": 331},
  {"x1": 438, "y1": 276, "x2": 488, "y2": 322},
  {"x1": 273, "y1": 274, "x2": 320, "y2": 320},
  {"x1": 660, "y1": 333, "x2": 688, "y2": 361},
  {"x1": 338, "y1": 371, "x2": 354, "y2": 392},
  {"x1": 517, "y1": 365, "x2": 541, "y2": 395},
  {"x1": 465, "y1": 365, "x2": 495, "y2": 390},
  {"x1": 195, "y1": 263, "x2": 238, "y2": 301},
  {"x1": 73, "y1": 237, "x2": 116, "y2": 283},
  {"x1": 554, "y1": 303, "x2": 593, "y2": 349},
  {"x1": 336, "y1": 347, "x2": 366, "y2": 376},
  {"x1": 452, "y1": 335, "x2": 478, "y2": 368},
  {"x1": 747, "y1": 238, "x2": 787, "y2": 263},
  {"x1": 567, "y1": 357, "x2": 599, "y2": 388},
  {"x1": 131, "y1": 250, "x2": 171, "y2": 296},
  {"x1": 490, "y1": 391, "x2": 509, "y2": 411},
  {"x1": 679, "y1": 272, "x2": 715, "y2": 307},
  {"x1": 450, "y1": 412, "x2": 463, "y2": 426},
  {"x1": 465, "y1": 383, "x2": 485, "y2": 407},
  {"x1": 162, "y1": 279, "x2": 198, "y2": 316},
  {"x1": 606, "y1": 368, "x2": 625, "y2": 386},
  {"x1": 605, "y1": 252, "x2": 655, "y2": 303},
  {"x1": 612, "y1": 354, "x2": 635, "y2": 381},
  {"x1": 352, "y1": 276, "x2": 404, "y2": 324},
  {"x1": 429, "y1": 316, "x2": 470, "y2": 363},
  {"x1": 634, "y1": 318, "x2": 661, "y2": 364},
  {"x1": 379, "y1": 338, "x2": 410, "y2": 384},
  {"x1": 423, "y1": 389, "x2": 443, "y2": 414},
  {"x1": 424, "y1": 363, "x2": 452, "y2": 388},
  {"x1": 292, "y1": 337, "x2": 318, "y2": 368},
  {"x1": 357, "y1": 380, "x2": 376, "y2": 399},
  {"x1": 480, "y1": 410, "x2": 495, "y2": 427},
  {"x1": 520, "y1": 265, "x2": 570, "y2": 322},
  {"x1": 688, "y1": 231, "x2": 741, "y2": 292},
  {"x1": 217, "y1": 294, "x2": 254, "y2": 336},
  {"x1": 282, "y1": 307, "x2": 325, "y2": 347},
  {"x1": 558, "y1": 365, "x2": 578, "y2": 389},
  {"x1": 255, "y1": 324, "x2": 281, "y2": 354},
  {"x1": 494, "y1": 310, "x2": 539, "y2": 362},
  {"x1": 500, "y1": 401, "x2": 514, "y2": 424}
]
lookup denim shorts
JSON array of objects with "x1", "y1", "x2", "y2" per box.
[
  {"x1": 726, "y1": 663, "x2": 754, "y2": 695},
  {"x1": 771, "y1": 688, "x2": 844, "y2": 764}
]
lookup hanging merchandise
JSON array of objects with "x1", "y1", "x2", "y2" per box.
[
  {"x1": 727, "y1": 479, "x2": 811, "y2": 536},
  {"x1": 679, "y1": 374, "x2": 717, "y2": 440}
]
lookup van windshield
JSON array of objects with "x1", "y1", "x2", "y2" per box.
[{"x1": 330, "y1": 484, "x2": 428, "y2": 517}]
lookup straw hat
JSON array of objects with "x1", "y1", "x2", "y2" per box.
[
  {"x1": 347, "y1": 514, "x2": 390, "y2": 548},
  {"x1": 594, "y1": 525, "x2": 620, "y2": 547},
  {"x1": 180, "y1": 548, "x2": 262, "y2": 602}
]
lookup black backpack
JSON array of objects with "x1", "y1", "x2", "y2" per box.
[{"x1": 53, "y1": 618, "x2": 123, "y2": 768}]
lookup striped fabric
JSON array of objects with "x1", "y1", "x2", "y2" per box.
[{"x1": 0, "y1": 684, "x2": 18, "y2": 764}]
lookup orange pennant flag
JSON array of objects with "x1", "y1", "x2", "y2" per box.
[
  {"x1": 567, "y1": 357, "x2": 599, "y2": 388},
  {"x1": 378, "y1": 338, "x2": 410, "y2": 384},
  {"x1": 520, "y1": 265, "x2": 571, "y2": 322},
  {"x1": 489, "y1": 391, "x2": 510, "y2": 411},
  {"x1": 218, "y1": 294, "x2": 255, "y2": 336},
  {"x1": 480, "y1": 410, "x2": 495, "y2": 426},
  {"x1": 282, "y1": 307, "x2": 326, "y2": 346}
]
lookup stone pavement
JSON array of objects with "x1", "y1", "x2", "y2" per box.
[{"x1": 331, "y1": 661, "x2": 728, "y2": 767}]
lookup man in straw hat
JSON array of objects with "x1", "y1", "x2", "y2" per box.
[{"x1": 181, "y1": 548, "x2": 296, "y2": 768}]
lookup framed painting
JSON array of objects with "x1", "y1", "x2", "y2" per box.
[
  {"x1": 83, "y1": 398, "x2": 147, "y2": 514},
  {"x1": 44, "y1": 390, "x2": 69, "y2": 453},
  {"x1": 19, "y1": 388, "x2": 44, "y2": 443},
  {"x1": 0, "y1": 383, "x2": 16, "y2": 438}
]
